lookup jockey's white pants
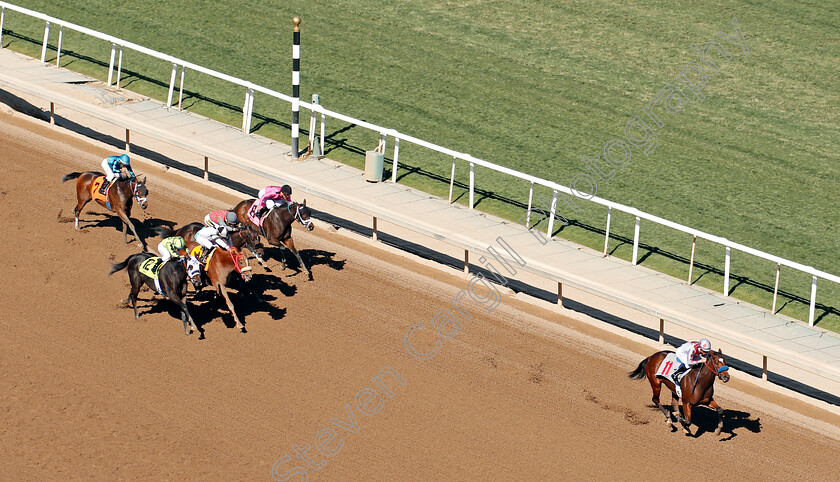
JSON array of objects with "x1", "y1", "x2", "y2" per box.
[
  {"x1": 195, "y1": 230, "x2": 230, "y2": 252},
  {"x1": 102, "y1": 158, "x2": 117, "y2": 182},
  {"x1": 158, "y1": 242, "x2": 173, "y2": 262}
]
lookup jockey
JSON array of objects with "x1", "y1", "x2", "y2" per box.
[
  {"x1": 251, "y1": 185, "x2": 293, "y2": 219},
  {"x1": 100, "y1": 154, "x2": 135, "y2": 194},
  {"x1": 671, "y1": 338, "x2": 712, "y2": 386},
  {"x1": 204, "y1": 210, "x2": 242, "y2": 231},
  {"x1": 157, "y1": 235, "x2": 188, "y2": 263},
  {"x1": 194, "y1": 212, "x2": 241, "y2": 263}
]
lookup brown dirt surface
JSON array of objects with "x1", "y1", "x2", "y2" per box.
[{"x1": 1, "y1": 108, "x2": 839, "y2": 480}]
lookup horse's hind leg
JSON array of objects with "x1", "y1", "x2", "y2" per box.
[
  {"x1": 178, "y1": 300, "x2": 199, "y2": 336},
  {"x1": 283, "y1": 238, "x2": 312, "y2": 280},
  {"x1": 649, "y1": 375, "x2": 674, "y2": 428},
  {"x1": 73, "y1": 198, "x2": 91, "y2": 231}
]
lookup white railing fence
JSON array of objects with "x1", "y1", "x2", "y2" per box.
[{"x1": 0, "y1": 1, "x2": 835, "y2": 326}]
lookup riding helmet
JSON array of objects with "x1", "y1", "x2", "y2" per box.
[
  {"x1": 225, "y1": 211, "x2": 239, "y2": 225},
  {"x1": 699, "y1": 338, "x2": 712, "y2": 352},
  {"x1": 119, "y1": 154, "x2": 130, "y2": 165},
  {"x1": 281, "y1": 184, "x2": 292, "y2": 196}
]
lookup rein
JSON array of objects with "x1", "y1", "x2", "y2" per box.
[{"x1": 690, "y1": 354, "x2": 729, "y2": 395}]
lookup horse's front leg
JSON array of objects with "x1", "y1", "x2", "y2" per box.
[
  {"x1": 118, "y1": 209, "x2": 145, "y2": 250},
  {"x1": 283, "y1": 238, "x2": 312, "y2": 280},
  {"x1": 680, "y1": 401, "x2": 693, "y2": 436},
  {"x1": 216, "y1": 283, "x2": 244, "y2": 332},
  {"x1": 708, "y1": 399, "x2": 724, "y2": 435}
]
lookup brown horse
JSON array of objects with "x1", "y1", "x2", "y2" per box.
[
  {"x1": 154, "y1": 223, "x2": 259, "y2": 331},
  {"x1": 62, "y1": 170, "x2": 149, "y2": 250},
  {"x1": 233, "y1": 198, "x2": 314, "y2": 280},
  {"x1": 108, "y1": 252, "x2": 202, "y2": 336},
  {"x1": 628, "y1": 349, "x2": 730, "y2": 436}
]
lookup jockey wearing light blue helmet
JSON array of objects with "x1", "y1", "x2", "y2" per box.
[{"x1": 101, "y1": 153, "x2": 135, "y2": 183}]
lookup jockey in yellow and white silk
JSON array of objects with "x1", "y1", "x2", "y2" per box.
[{"x1": 158, "y1": 236, "x2": 188, "y2": 263}]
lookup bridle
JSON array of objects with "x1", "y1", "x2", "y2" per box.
[
  {"x1": 702, "y1": 352, "x2": 730, "y2": 379},
  {"x1": 234, "y1": 226, "x2": 260, "y2": 252},
  {"x1": 130, "y1": 178, "x2": 148, "y2": 209},
  {"x1": 293, "y1": 203, "x2": 314, "y2": 231}
]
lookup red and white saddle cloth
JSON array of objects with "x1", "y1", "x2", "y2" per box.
[
  {"x1": 656, "y1": 352, "x2": 686, "y2": 398},
  {"x1": 655, "y1": 352, "x2": 680, "y2": 379}
]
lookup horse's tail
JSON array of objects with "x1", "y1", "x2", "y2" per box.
[
  {"x1": 108, "y1": 254, "x2": 135, "y2": 276},
  {"x1": 628, "y1": 357, "x2": 649, "y2": 380},
  {"x1": 61, "y1": 172, "x2": 82, "y2": 183},
  {"x1": 153, "y1": 226, "x2": 176, "y2": 239}
]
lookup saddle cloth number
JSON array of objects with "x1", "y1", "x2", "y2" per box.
[
  {"x1": 91, "y1": 176, "x2": 110, "y2": 205},
  {"x1": 138, "y1": 257, "x2": 164, "y2": 279},
  {"x1": 656, "y1": 353, "x2": 680, "y2": 378}
]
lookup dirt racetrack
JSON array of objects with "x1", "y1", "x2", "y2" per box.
[{"x1": 2, "y1": 107, "x2": 840, "y2": 480}]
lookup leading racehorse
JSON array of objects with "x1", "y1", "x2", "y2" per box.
[
  {"x1": 628, "y1": 349, "x2": 730, "y2": 436},
  {"x1": 233, "y1": 198, "x2": 314, "y2": 280},
  {"x1": 62, "y1": 170, "x2": 149, "y2": 250},
  {"x1": 108, "y1": 252, "x2": 202, "y2": 336},
  {"x1": 154, "y1": 223, "x2": 260, "y2": 331}
]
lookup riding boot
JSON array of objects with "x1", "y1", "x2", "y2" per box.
[
  {"x1": 197, "y1": 247, "x2": 209, "y2": 265},
  {"x1": 671, "y1": 369, "x2": 682, "y2": 386},
  {"x1": 99, "y1": 179, "x2": 110, "y2": 195}
]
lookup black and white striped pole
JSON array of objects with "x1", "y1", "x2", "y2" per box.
[{"x1": 291, "y1": 17, "x2": 301, "y2": 160}]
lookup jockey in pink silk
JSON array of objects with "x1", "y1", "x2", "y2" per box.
[{"x1": 249, "y1": 185, "x2": 293, "y2": 220}]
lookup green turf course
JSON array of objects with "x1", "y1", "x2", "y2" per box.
[{"x1": 4, "y1": 1, "x2": 839, "y2": 331}]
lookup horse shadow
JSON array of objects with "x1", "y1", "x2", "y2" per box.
[
  {"x1": 687, "y1": 406, "x2": 761, "y2": 440},
  {"x1": 70, "y1": 212, "x2": 174, "y2": 244},
  {"x1": 262, "y1": 247, "x2": 346, "y2": 276},
  {"x1": 186, "y1": 275, "x2": 288, "y2": 331}
]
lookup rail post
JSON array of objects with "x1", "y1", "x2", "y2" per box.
[
  {"x1": 546, "y1": 190, "x2": 558, "y2": 237},
  {"x1": 603, "y1": 206, "x2": 612, "y2": 256},
  {"x1": 0, "y1": 6, "x2": 5, "y2": 48},
  {"x1": 448, "y1": 157, "x2": 456, "y2": 203},
  {"x1": 40, "y1": 21, "x2": 49, "y2": 62},
  {"x1": 391, "y1": 137, "x2": 400, "y2": 182},
  {"x1": 688, "y1": 235, "x2": 697, "y2": 284},
  {"x1": 166, "y1": 63, "x2": 177, "y2": 108},
  {"x1": 772, "y1": 263, "x2": 781, "y2": 313},
  {"x1": 659, "y1": 318, "x2": 665, "y2": 344},
  {"x1": 469, "y1": 162, "x2": 475, "y2": 209},
  {"x1": 107, "y1": 43, "x2": 116, "y2": 85},
  {"x1": 632, "y1": 216, "x2": 641, "y2": 265},
  {"x1": 723, "y1": 246, "x2": 731, "y2": 296},
  {"x1": 115, "y1": 46, "x2": 123, "y2": 89},
  {"x1": 526, "y1": 182, "x2": 534, "y2": 226},
  {"x1": 809, "y1": 275, "x2": 817, "y2": 326},
  {"x1": 178, "y1": 66, "x2": 186, "y2": 110},
  {"x1": 291, "y1": 17, "x2": 301, "y2": 160},
  {"x1": 55, "y1": 25, "x2": 63, "y2": 67}
]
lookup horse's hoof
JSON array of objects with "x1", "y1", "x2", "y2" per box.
[{"x1": 715, "y1": 427, "x2": 722, "y2": 436}]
